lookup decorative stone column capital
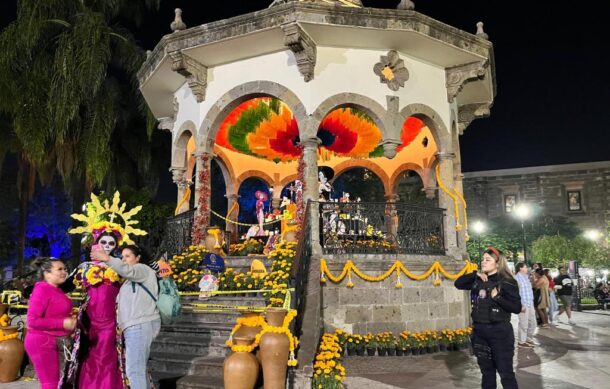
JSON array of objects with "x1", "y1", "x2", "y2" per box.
[
  {"x1": 435, "y1": 152, "x2": 456, "y2": 161},
  {"x1": 225, "y1": 193, "x2": 240, "y2": 201},
  {"x1": 281, "y1": 22, "x2": 317, "y2": 82},
  {"x1": 379, "y1": 138, "x2": 402, "y2": 159},
  {"x1": 169, "y1": 166, "x2": 188, "y2": 188},
  {"x1": 424, "y1": 187, "x2": 437, "y2": 200},
  {"x1": 299, "y1": 137, "x2": 321, "y2": 150}
]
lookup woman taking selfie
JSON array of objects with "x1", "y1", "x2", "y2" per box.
[{"x1": 455, "y1": 247, "x2": 522, "y2": 389}]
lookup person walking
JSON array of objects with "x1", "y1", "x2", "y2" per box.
[
  {"x1": 554, "y1": 266, "x2": 575, "y2": 324},
  {"x1": 533, "y1": 269, "x2": 550, "y2": 327},
  {"x1": 455, "y1": 247, "x2": 522, "y2": 389},
  {"x1": 514, "y1": 262, "x2": 536, "y2": 348},
  {"x1": 24, "y1": 258, "x2": 76, "y2": 389},
  {"x1": 92, "y1": 245, "x2": 161, "y2": 389},
  {"x1": 544, "y1": 269, "x2": 558, "y2": 324}
]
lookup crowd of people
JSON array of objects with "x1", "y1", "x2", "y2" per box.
[{"x1": 24, "y1": 233, "x2": 160, "y2": 389}]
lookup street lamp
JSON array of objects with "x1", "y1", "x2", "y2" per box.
[
  {"x1": 471, "y1": 220, "x2": 487, "y2": 265},
  {"x1": 515, "y1": 203, "x2": 531, "y2": 265},
  {"x1": 584, "y1": 229, "x2": 602, "y2": 242}
]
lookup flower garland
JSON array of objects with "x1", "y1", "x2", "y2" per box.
[
  {"x1": 225, "y1": 309, "x2": 299, "y2": 366},
  {"x1": 0, "y1": 313, "x2": 9, "y2": 327},
  {"x1": 0, "y1": 328, "x2": 18, "y2": 342},
  {"x1": 435, "y1": 164, "x2": 468, "y2": 237},
  {"x1": 192, "y1": 154, "x2": 211, "y2": 245},
  {"x1": 296, "y1": 149, "x2": 306, "y2": 228},
  {"x1": 74, "y1": 264, "x2": 121, "y2": 289},
  {"x1": 320, "y1": 259, "x2": 477, "y2": 288}
]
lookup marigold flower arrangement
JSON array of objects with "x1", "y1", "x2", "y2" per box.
[
  {"x1": 263, "y1": 241, "x2": 297, "y2": 307},
  {"x1": 74, "y1": 264, "x2": 121, "y2": 289},
  {"x1": 169, "y1": 245, "x2": 208, "y2": 291},
  {"x1": 313, "y1": 332, "x2": 346, "y2": 389},
  {"x1": 230, "y1": 238, "x2": 264, "y2": 256}
]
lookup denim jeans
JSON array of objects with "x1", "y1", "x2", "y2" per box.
[{"x1": 124, "y1": 319, "x2": 161, "y2": 389}]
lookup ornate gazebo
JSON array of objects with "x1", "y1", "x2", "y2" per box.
[{"x1": 138, "y1": 0, "x2": 495, "y2": 385}]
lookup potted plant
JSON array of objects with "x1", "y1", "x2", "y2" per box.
[
  {"x1": 398, "y1": 331, "x2": 411, "y2": 356},
  {"x1": 364, "y1": 333, "x2": 377, "y2": 356},
  {"x1": 353, "y1": 334, "x2": 365, "y2": 356},
  {"x1": 439, "y1": 329, "x2": 453, "y2": 352},
  {"x1": 375, "y1": 334, "x2": 387, "y2": 356}
]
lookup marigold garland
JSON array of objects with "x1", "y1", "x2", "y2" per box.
[
  {"x1": 320, "y1": 259, "x2": 477, "y2": 287},
  {"x1": 0, "y1": 328, "x2": 18, "y2": 342},
  {"x1": 192, "y1": 154, "x2": 211, "y2": 245},
  {"x1": 0, "y1": 314, "x2": 9, "y2": 327}
]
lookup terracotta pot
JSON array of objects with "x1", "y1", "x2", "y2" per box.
[
  {"x1": 0, "y1": 326, "x2": 24, "y2": 383},
  {"x1": 233, "y1": 312, "x2": 263, "y2": 340},
  {"x1": 260, "y1": 308, "x2": 289, "y2": 389},
  {"x1": 224, "y1": 336, "x2": 259, "y2": 389},
  {"x1": 204, "y1": 226, "x2": 225, "y2": 254}
]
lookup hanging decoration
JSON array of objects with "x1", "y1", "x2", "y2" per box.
[
  {"x1": 215, "y1": 99, "x2": 426, "y2": 162},
  {"x1": 434, "y1": 164, "x2": 468, "y2": 236},
  {"x1": 192, "y1": 154, "x2": 212, "y2": 245},
  {"x1": 320, "y1": 259, "x2": 477, "y2": 287}
]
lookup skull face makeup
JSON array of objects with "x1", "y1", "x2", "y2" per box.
[{"x1": 97, "y1": 233, "x2": 117, "y2": 255}]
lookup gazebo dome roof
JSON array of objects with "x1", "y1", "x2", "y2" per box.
[{"x1": 270, "y1": 0, "x2": 362, "y2": 7}]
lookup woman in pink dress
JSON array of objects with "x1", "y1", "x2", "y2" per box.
[
  {"x1": 61, "y1": 232, "x2": 126, "y2": 389},
  {"x1": 24, "y1": 258, "x2": 75, "y2": 389}
]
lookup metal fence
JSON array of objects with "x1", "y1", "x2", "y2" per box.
[{"x1": 318, "y1": 201, "x2": 445, "y2": 255}]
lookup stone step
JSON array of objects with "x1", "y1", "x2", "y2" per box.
[
  {"x1": 160, "y1": 322, "x2": 233, "y2": 335},
  {"x1": 150, "y1": 351, "x2": 202, "y2": 375},
  {"x1": 151, "y1": 334, "x2": 218, "y2": 355},
  {"x1": 176, "y1": 310, "x2": 241, "y2": 324},
  {"x1": 181, "y1": 295, "x2": 268, "y2": 306},
  {"x1": 185, "y1": 356, "x2": 225, "y2": 378},
  {"x1": 177, "y1": 375, "x2": 224, "y2": 389}
]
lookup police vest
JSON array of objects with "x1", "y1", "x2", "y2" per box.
[{"x1": 471, "y1": 279, "x2": 511, "y2": 324}]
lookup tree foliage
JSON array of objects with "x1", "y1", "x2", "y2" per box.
[{"x1": 531, "y1": 235, "x2": 609, "y2": 269}]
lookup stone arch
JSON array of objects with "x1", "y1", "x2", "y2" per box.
[
  {"x1": 389, "y1": 163, "x2": 425, "y2": 194},
  {"x1": 198, "y1": 81, "x2": 308, "y2": 152},
  {"x1": 236, "y1": 170, "x2": 274, "y2": 189},
  {"x1": 280, "y1": 174, "x2": 300, "y2": 187},
  {"x1": 400, "y1": 104, "x2": 451, "y2": 154},
  {"x1": 213, "y1": 154, "x2": 236, "y2": 196},
  {"x1": 310, "y1": 93, "x2": 388, "y2": 139},
  {"x1": 331, "y1": 160, "x2": 391, "y2": 195},
  {"x1": 172, "y1": 120, "x2": 197, "y2": 167}
]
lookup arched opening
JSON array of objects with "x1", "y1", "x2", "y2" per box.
[
  {"x1": 395, "y1": 170, "x2": 436, "y2": 207},
  {"x1": 237, "y1": 177, "x2": 271, "y2": 237},
  {"x1": 331, "y1": 167, "x2": 385, "y2": 202},
  {"x1": 210, "y1": 159, "x2": 228, "y2": 229}
]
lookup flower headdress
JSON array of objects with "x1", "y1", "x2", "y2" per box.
[{"x1": 69, "y1": 191, "x2": 147, "y2": 245}]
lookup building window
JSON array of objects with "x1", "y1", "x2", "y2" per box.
[
  {"x1": 504, "y1": 194, "x2": 517, "y2": 213},
  {"x1": 567, "y1": 190, "x2": 583, "y2": 212}
]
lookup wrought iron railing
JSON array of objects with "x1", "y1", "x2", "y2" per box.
[
  {"x1": 155, "y1": 209, "x2": 196, "y2": 258},
  {"x1": 318, "y1": 201, "x2": 445, "y2": 255}
]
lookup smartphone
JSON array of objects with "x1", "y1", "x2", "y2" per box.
[{"x1": 92, "y1": 244, "x2": 102, "y2": 251}]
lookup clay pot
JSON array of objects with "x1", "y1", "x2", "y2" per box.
[
  {"x1": 233, "y1": 312, "x2": 263, "y2": 340},
  {"x1": 204, "y1": 226, "x2": 225, "y2": 254},
  {"x1": 0, "y1": 326, "x2": 24, "y2": 383},
  {"x1": 224, "y1": 336, "x2": 259, "y2": 389},
  {"x1": 259, "y1": 308, "x2": 289, "y2": 389}
]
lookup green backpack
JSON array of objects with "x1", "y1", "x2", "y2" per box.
[{"x1": 137, "y1": 278, "x2": 182, "y2": 325}]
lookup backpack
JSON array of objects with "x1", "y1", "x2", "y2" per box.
[{"x1": 138, "y1": 278, "x2": 182, "y2": 325}]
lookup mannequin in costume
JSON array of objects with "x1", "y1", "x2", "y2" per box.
[
  {"x1": 61, "y1": 192, "x2": 147, "y2": 389},
  {"x1": 254, "y1": 190, "x2": 268, "y2": 236}
]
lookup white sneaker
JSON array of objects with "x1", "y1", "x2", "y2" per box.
[{"x1": 568, "y1": 319, "x2": 575, "y2": 325}]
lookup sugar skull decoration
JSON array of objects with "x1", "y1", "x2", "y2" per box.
[
  {"x1": 69, "y1": 191, "x2": 147, "y2": 247},
  {"x1": 198, "y1": 274, "x2": 219, "y2": 300}
]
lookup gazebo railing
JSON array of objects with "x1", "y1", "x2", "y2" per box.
[
  {"x1": 157, "y1": 209, "x2": 196, "y2": 258},
  {"x1": 318, "y1": 201, "x2": 445, "y2": 255}
]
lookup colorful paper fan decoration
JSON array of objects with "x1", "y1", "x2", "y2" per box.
[
  {"x1": 215, "y1": 99, "x2": 426, "y2": 161},
  {"x1": 396, "y1": 116, "x2": 425, "y2": 153},
  {"x1": 68, "y1": 191, "x2": 147, "y2": 245}
]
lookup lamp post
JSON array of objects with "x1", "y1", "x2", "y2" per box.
[
  {"x1": 584, "y1": 229, "x2": 602, "y2": 242},
  {"x1": 515, "y1": 204, "x2": 531, "y2": 266},
  {"x1": 471, "y1": 220, "x2": 486, "y2": 266}
]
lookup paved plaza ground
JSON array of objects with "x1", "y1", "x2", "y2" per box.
[{"x1": 5, "y1": 311, "x2": 610, "y2": 389}]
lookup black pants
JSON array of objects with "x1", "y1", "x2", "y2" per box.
[{"x1": 473, "y1": 321, "x2": 518, "y2": 389}]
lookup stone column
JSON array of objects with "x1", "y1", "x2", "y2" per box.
[
  {"x1": 436, "y1": 152, "x2": 460, "y2": 258},
  {"x1": 384, "y1": 193, "x2": 399, "y2": 241},
  {"x1": 300, "y1": 137, "x2": 322, "y2": 255},
  {"x1": 454, "y1": 172, "x2": 468, "y2": 255},
  {"x1": 191, "y1": 151, "x2": 214, "y2": 245},
  {"x1": 170, "y1": 166, "x2": 189, "y2": 214}
]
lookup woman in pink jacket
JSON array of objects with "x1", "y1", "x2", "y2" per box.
[{"x1": 24, "y1": 258, "x2": 76, "y2": 389}]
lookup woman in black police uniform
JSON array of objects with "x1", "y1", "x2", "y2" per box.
[{"x1": 455, "y1": 247, "x2": 522, "y2": 389}]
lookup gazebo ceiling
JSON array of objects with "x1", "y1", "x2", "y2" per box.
[{"x1": 139, "y1": 2, "x2": 494, "y2": 118}]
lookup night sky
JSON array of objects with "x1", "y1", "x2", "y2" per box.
[{"x1": 3, "y1": 0, "x2": 610, "y2": 174}]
